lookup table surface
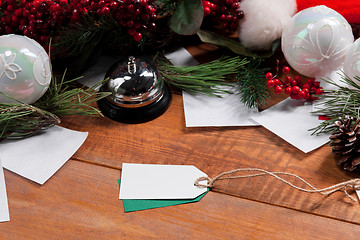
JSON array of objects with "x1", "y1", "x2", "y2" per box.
[{"x1": 1, "y1": 45, "x2": 360, "y2": 240}]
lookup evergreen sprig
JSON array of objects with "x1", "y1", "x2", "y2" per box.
[
  {"x1": 153, "y1": 0, "x2": 178, "y2": 16},
  {"x1": 54, "y1": 15, "x2": 127, "y2": 57},
  {"x1": 311, "y1": 73, "x2": 360, "y2": 135},
  {"x1": 0, "y1": 100, "x2": 60, "y2": 139},
  {"x1": 236, "y1": 58, "x2": 269, "y2": 109},
  {"x1": 34, "y1": 70, "x2": 109, "y2": 116},
  {"x1": 155, "y1": 54, "x2": 249, "y2": 97},
  {"x1": 0, "y1": 71, "x2": 110, "y2": 140}
]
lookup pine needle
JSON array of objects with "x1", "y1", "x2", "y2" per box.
[
  {"x1": 310, "y1": 72, "x2": 360, "y2": 135},
  {"x1": 236, "y1": 58, "x2": 269, "y2": 109},
  {"x1": 155, "y1": 53, "x2": 249, "y2": 97},
  {"x1": 0, "y1": 71, "x2": 110, "y2": 140}
]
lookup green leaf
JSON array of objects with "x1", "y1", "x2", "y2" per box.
[
  {"x1": 168, "y1": 0, "x2": 204, "y2": 35},
  {"x1": 197, "y1": 29, "x2": 278, "y2": 58}
]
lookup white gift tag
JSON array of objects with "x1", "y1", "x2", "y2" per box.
[
  {"x1": 0, "y1": 159, "x2": 9, "y2": 222},
  {"x1": 119, "y1": 163, "x2": 208, "y2": 199}
]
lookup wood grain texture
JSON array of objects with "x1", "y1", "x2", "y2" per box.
[
  {"x1": 1, "y1": 160, "x2": 360, "y2": 240},
  {"x1": 59, "y1": 42, "x2": 360, "y2": 223},
  {"x1": 59, "y1": 91, "x2": 360, "y2": 223}
]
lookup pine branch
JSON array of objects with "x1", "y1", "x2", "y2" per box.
[
  {"x1": 310, "y1": 73, "x2": 360, "y2": 135},
  {"x1": 155, "y1": 53, "x2": 249, "y2": 97},
  {"x1": 236, "y1": 58, "x2": 269, "y2": 109},
  {"x1": 54, "y1": 15, "x2": 129, "y2": 57},
  {"x1": 0, "y1": 98, "x2": 60, "y2": 139},
  {"x1": 0, "y1": 70, "x2": 110, "y2": 140},
  {"x1": 34, "y1": 70, "x2": 110, "y2": 116},
  {"x1": 153, "y1": 0, "x2": 178, "y2": 16}
]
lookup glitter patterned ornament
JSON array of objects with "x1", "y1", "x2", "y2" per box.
[
  {"x1": 281, "y1": 5, "x2": 354, "y2": 78},
  {"x1": 344, "y1": 38, "x2": 360, "y2": 84},
  {"x1": 0, "y1": 34, "x2": 51, "y2": 104}
]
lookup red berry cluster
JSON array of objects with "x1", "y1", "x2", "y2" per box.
[
  {"x1": 266, "y1": 65, "x2": 324, "y2": 101},
  {"x1": 76, "y1": 0, "x2": 157, "y2": 42},
  {"x1": 202, "y1": 0, "x2": 244, "y2": 31},
  {"x1": 0, "y1": 0, "x2": 158, "y2": 50},
  {"x1": 0, "y1": 0, "x2": 71, "y2": 47}
]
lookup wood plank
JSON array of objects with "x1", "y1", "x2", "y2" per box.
[
  {"x1": 59, "y1": 89, "x2": 360, "y2": 223},
  {"x1": 1, "y1": 160, "x2": 359, "y2": 239}
]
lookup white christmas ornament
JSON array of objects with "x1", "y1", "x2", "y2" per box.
[
  {"x1": 0, "y1": 34, "x2": 51, "y2": 104},
  {"x1": 344, "y1": 38, "x2": 360, "y2": 84},
  {"x1": 281, "y1": 5, "x2": 354, "y2": 78}
]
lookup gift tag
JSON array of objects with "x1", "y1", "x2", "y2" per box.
[
  {"x1": 119, "y1": 163, "x2": 208, "y2": 199},
  {"x1": 118, "y1": 180, "x2": 208, "y2": 212}
]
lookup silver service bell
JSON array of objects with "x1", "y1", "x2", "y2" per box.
[{"x1": 97, "y1": 56, "x2": 171, "y2": 123}]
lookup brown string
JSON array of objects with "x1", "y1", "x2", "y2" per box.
[{"x1": 194, "y1": 168, "x2": 360, "y2": 202}]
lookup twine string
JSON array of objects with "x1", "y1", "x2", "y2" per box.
[{"x1": 194, "y1": 168, "x2": 360, "y2": 202}]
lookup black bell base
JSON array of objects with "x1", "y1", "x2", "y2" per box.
[{"x1": 97, "y1": 84, "x2": 171, "y2": 124}]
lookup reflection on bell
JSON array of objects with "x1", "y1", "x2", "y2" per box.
[{"x1": 97, "y1": 56, "x2": 171, "y2": 123}]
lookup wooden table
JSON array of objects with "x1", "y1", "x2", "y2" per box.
[{"x1": 1, "y1": 45, "x2": 360, "y2": 239}]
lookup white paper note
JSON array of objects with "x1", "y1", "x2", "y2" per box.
[
  {"x1": 251, "y1": 98, "x2": 330, "y2": 153},
  {"x1": 166, "y1": 47, "x2": 260, "y2": 127},
  {"x1": 119, "y1": 163, "x2": 208, "y2": 199},
  {"x1": 313, "y1": 69, "x2": 349, "y2": 113},
  {"x1": 0, "y1": 159, "x2": 9, "y2": 223},
  {"x1": 183, "y1": 87, "x2": 260, "y2": 127},
  {"x1": 165, "y1": 47, "x2": 199, "y2": 67},
  {"x1": 0, "y1": 126, "x2": 88, "y2": 184}
]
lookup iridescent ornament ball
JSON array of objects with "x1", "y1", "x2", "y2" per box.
[
  {"x1": 0, "y1": 34, "x2": 51, "y2": 104},
  {"x1": 344, "y1": 38, "x2": 360, "y2": 84},
  {"x1": 282, "y1": 5, "x2": 354, "y2": 78}
]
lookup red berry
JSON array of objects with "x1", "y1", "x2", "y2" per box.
[
  {"x1": 282, "y1": 66, "x2": 290, "y2": 74},
  {"x1": 311, "y1": 96, "x2": 318, "y2": 101},
  {"x1": 290, "y1": 93, "x2": 299, "y2": 99},
  {"x1": 101, "y1": 6, "x2": 110, "y2": 15},
  {"x1": 275, "y1": 86, "x2": 283, "y2": 94},
  {"x1": 204, "y1": 7, "x2": 211, "y2": 16},
  {"x1": 128, "y1": 28, "x2": 136, "y2": 36},
  {"x1": 310, "y1": 86, "x2": 317, "y2": 92},
  {"x1": 267, "y1": 79, "x2": 275, "y2": 88},
  {"x1": 290, "y1": 80, "x2": 297, "y2": 86},
  {"x1": 294, "y1": 75, "x2": 302, "y2": 82},
  {"x1": 298, "y1": 90, "x2": 306, "y2": 99},
  {"x1": 315, "y1": 88, "x2": 324, "y2": 95},
  {"x1": 265, "y1": 72, "x2": 273, "y2": 80},
  {"x1": 313, "y1": 81, "x2": 320, "y2": 88},
  {"x1": 303, "y1": 88, "x2": 309, "y2": 94},
  {"x1": 128, "y1": 4, "x2": 135, "y2": 12},
  {"x1": 306, "y1": 78, "x2": 315, "y2": 85},
  {"x1": 292, "y1": 86, "x2": 300, "y2": 94},
  {"x1": 304, "y1": 93, "x2": 310, "y2": 100},
  {"x1": 284, "y1": 86, "x2": 292, "y2": 95},
  {"x1": 133, "y1": 32, "x2": 142, "y2": 41},
  {"x1": 274, "y1": 79, "x2": 281, "y2": 86},
  {"x1": 302, "y1": 84, "x2": 310, "y2": 91},
  {"x1": 284, "y1": 76, "x2": 292, "y2": 83}
]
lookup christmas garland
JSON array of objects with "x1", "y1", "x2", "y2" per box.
[
  {"x1": 1, "y1": 0, "x2": 360, "y2": 169},
  {"x1": 0, "y1": 0, "x2": 275, "y2": 139}
]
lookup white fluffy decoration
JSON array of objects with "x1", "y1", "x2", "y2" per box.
[{"x1": 238, "y1": 0, "x2": 297, "y2": 50}]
